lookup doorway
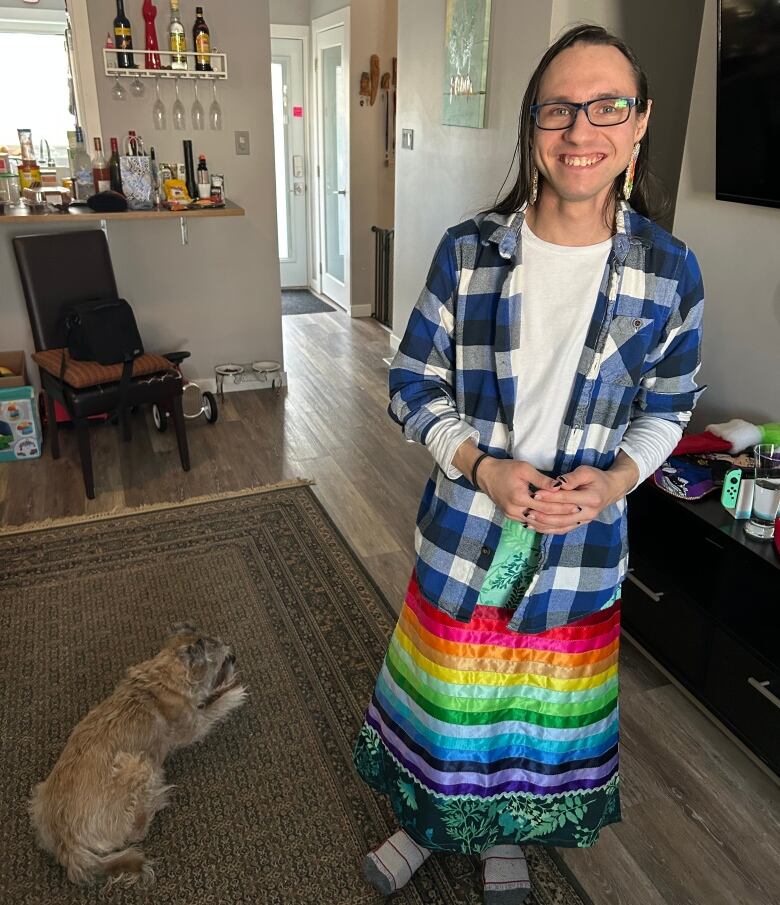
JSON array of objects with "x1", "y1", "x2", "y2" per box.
[
  {"x1": 312, "y1": 9, "x2": 350, "y2": 310},
  {"x1": 271, "y1": 28, "x2": 310, "y2": 289}
]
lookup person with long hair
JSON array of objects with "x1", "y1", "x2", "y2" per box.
[{"x1": 354, "y1": 24, "x2": 704, "y2": 904}]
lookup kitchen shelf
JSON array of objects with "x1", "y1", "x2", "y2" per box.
[
  {"x1": 103, "y1": 48, "x2": 228, "y2": 79},
  {"x1": 0, "y1": 200, "x2": 244, "y2": 223}
]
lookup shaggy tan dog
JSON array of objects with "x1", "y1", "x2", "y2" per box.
[{"x1": 29, "y1": 625, "x2": 247, "y2": 887}]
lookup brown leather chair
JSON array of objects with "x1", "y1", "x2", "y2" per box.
[{"x1": 13, "y1": 229, "x2": 190, "y2": 499}]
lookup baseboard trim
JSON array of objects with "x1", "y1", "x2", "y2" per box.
[{"x1": 350, "y1": 304, "x2": 372, "y2": 318}]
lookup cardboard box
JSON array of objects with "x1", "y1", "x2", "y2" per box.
[
  {"x1": 0, "y1": 351, "x2": 28, "y2": 390},
  {"x1": 0, "y1": 385, "x2": 42, "y2": 462}
]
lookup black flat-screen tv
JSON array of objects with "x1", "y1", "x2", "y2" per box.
[{"x1": 717, "y1": 0, "x2": 780, "y2": 208}]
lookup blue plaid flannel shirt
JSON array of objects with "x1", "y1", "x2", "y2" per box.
[{"x1": 389, "y1": 203, "x2": 705, "y2": 633}]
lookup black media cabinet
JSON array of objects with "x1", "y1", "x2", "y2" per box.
[{"x1": 622, "y1": 481, "x2": 780, "y2": 776}]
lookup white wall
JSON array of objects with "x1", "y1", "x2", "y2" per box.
[
  {"x1": 673, "y1": 0, "x2": 779, "y2": 429},
  {"x1": 269, "y1": 0, "x2": 310, "y2": 26},
  {"x1": 0, "y1": 0, "x2": 283, "y2": 390},
  {"x1": 392, "y1": 0, "x2": 554, "y2": 340}
]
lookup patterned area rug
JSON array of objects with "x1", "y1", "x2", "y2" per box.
[
  {"x1": 282, "y1": 289, "x2": 336, "y2": 315},
  {"x1": 0, "y1": 486, "x2": 592, "y2": 904}
]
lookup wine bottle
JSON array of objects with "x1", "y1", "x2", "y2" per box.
[
  {"x1": 197, "y1": 154, "x2": 210, "y2": 198},
  {"x1": 169, "y1": 0, "x2": 187, "y2": 71},
  {"x1": 109, "y1": 137, "x2": 123, "y2": 193},
  {"x1": 193, "y1": 6, "x2": 211, "y2": 72},
  {"x1": 92, "y1": 138, "x2": 110, "y2": 193},
  {"x1": 113, "y1": 0, "x2": 135, "y2": 69},
  {"x1": 69, "y1": 127, "x2": 93, "y2": 201}
]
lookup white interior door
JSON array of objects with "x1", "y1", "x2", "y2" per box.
[
  {"x1": 314, "y1": 11, "x2": 350, "y2": 309},
  {"x1": 271, "y1": 36, "x2": 308, "y2": 288}
]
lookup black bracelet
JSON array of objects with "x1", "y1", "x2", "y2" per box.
[{"x1": 471, "y1": 452, "x2": 490, "y2": 491}]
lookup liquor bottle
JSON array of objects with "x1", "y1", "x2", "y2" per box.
[
  {"x1": 196, "y1": 154, "x2": 210, "y2": 198},
  {"x1": 150, "y1": 146, "x2": 161, "y2": 207},
  {"x1": 69, "y1": 127, "x2": 93, "y2": 201},
  {"x1": 193, "y1": 6, "x2": 211, "y2": 72},
  {"x1": 16, "y1": 129, "x2": 42, "y2": 191},
  {"x1": 109, "y1": 137, "x2": 123, "y2": 193},
  {"x1": 91, "y1": 138, "x2": 111, "y2": 193},
  {"x1": 125, "y1": 130, "x2": 145, "y2": 156},
  {"x1": 169, "y1": 0, "x2": 187, "y2": 71},
  {"x1": 113, "y1": 0, "x2": 135, "y2": 69}
]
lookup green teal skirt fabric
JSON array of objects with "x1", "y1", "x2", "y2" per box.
[{"x1": 353, "y1": 520, "x2": 623, "y2": 853}]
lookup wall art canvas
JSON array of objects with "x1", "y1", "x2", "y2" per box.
[{"x1": 442, "y1": 0, "x2": 492, "y2": 128}]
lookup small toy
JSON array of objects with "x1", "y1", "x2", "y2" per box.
[{"x1": 151, "y1": 351, "x2": 218, "y2": 432}]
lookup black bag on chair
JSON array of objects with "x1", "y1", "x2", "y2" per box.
[
  {"x1": 63, "y1": 298, "x2": 144, "y2": 365},
  {"x1": 60, "y1": 298, "x2": 145, "y2": 411}
]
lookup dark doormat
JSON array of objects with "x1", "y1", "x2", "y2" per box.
[
  {"x1": 0, "y1": 485, "x2": 593, "y2": 904},
  {"x1": 282, "y1": 289, "x2": 336, "y2": 315}
]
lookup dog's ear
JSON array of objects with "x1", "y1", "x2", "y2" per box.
[{"x1": 178, "y1": 637, "x2": 207, "y2": 668}]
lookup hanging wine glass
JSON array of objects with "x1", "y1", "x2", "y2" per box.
[
  {"x1": 129, "y1": 75, "x2": 145, "y2": 98},
  {"x1": 209, "y1": 80, "x2": 223, "y2": 131},
  {"x1": 111, "y1": 76, "x2": 127, "y2": 102},
  {"x1": 152, "y1": 78, "x2": 167, "y2": 130},
  {"x1": 172, "y1": 78, "x2": 186, "y2": 131},
  {"x1": 191, "y1": 80, "x2": 205, "y2": 131}
]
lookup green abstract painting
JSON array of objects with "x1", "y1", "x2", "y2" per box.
[{"x1": 442, "y1": 0, "x2": 492, "y2": 128}]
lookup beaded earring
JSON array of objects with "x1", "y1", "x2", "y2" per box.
[
  {"x1": 529, "y1": 166, "x2": 539, "y2": 205},
  {"x1": 622, "y1": 142, "x2": 641, "y2": 201}
]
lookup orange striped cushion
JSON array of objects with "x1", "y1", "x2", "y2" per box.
[{"x1": 32, "y1": 348, "x2": 174, "y2": 389}]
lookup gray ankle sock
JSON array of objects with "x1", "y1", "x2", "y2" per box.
[
  {"x1": 362, "y1": 830, "x2": 431, "y2": 894},
  {"x1": 481, "y1": 844, "x2": 531, "y2": 905}
]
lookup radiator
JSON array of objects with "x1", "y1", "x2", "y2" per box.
[{"x1": 371, "y1": 226, "x2": 394, "y2": 328}]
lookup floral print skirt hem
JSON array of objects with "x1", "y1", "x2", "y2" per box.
[{"x1": 353, "y1": 525, "x2": 622, "y2": 854}]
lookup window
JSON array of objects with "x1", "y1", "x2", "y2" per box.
[{"x1": 0, "y1": 27, "x2": 75, "y2": 171}]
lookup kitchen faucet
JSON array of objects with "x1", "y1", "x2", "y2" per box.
[{"x1": 39, "y1": 139, "x2": 54, "y2": 167}]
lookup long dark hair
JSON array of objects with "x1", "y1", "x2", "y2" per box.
[{"x1": 491, "y1": 24, "x2": 669, "y2": 223}]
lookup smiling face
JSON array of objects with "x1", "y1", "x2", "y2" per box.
[{"x1": 532, "y1": 42, "x2": 651, "y2": 209}]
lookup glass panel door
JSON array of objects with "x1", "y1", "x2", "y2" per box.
[
  {"x1": 322, "y1": 43, "x2": 345, "y2": 284},
  {"x1": 314, "y1": 17, "x2": 348, "y2": 309}
]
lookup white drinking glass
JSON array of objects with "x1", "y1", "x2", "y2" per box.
[
  {"x1": 191, "y1": 80, "x2": 205, "y2": 131},
  {"x1": 152, "y1": 79, "x2": 167, "y2": 130},
  {"x1": 745, "y1": 444, "x2": 780, "y2": 540},
  {"x1": 172, "y1": 79, "x2": 186, "y2": 131},
  {"x1": 111, "y1": 76, "x2": 127, "y2": 102},
  {"x1": 209, "y1": 80, "x2": 223, "y2": 130},
  {"x1": 129, "y1": 75, "x2": 146, "y2": 99}
]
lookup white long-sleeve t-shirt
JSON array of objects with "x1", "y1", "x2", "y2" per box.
[{"x1": 425, "y1": 220, "x2": 681, "y2": 485}]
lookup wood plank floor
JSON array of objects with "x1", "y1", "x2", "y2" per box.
[{"x1": 2, "y1": 308, "x2": 778, "y2": 904}]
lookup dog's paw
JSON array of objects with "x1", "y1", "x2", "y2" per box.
[{"x1": 222, "y1": 684, "x2": 248, "y2": 710}]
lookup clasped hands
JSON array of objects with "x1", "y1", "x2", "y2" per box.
[{"x1": 475, "y1": 456, "x2": 638, "y2": 536}]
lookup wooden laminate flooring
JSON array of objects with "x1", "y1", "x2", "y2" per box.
[{"x1": 1, "y1": 308, "x2": 778, "y2": 905}]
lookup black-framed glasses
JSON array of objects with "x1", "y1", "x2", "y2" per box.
[{"x1": 530, "y1": 96, "x2": 639, "y2": 130}]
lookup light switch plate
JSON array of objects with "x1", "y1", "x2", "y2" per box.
[
  {"x1": 401, "y1": 128, "x2": 414, "y2": 150},
  {"x1": 235, "y1": 131, "x2": 251, "y2": 155}
]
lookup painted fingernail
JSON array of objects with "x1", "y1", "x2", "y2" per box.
[
  {"x1": 576, "y1": 521, "x2": 582, "y2": 525},
  {"x1": 552, "y1": 479, "x2": 563, "y2": 488},
  {"x1": 577, "y1": 506, "x2": 583, "y2": 512},
  {"x1": 523, "y1": 509, "x2": 531, "y2": 518}
]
